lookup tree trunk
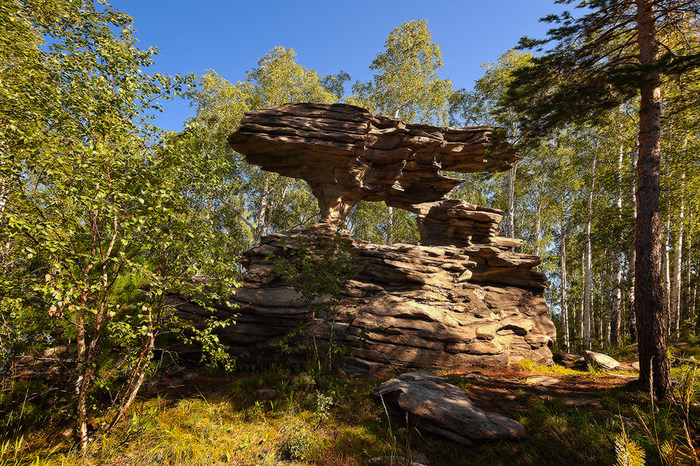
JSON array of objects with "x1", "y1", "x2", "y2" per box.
[
  {"x1": 662, "y1": 217, "x2": 671, "y2": 331},
  {"x1": 634, "y1": 0, "x2": 672, "y2": 400},
  {"x1": 560, "y1": 217, "x2": 570, "y2": 351},
  {"x1": 386, "y1": 205, "x2": 394, "y2": 245},
  {"x1": 254, "y1": 175, "x2": 271, "y2": 244},
  {"x1": 535, "y1": 203, "x2": 541, "y2": 256},
  {"x1": 685, "y1": 211, "x2": 693, "y2": 336},
  {"x1": 505, "y1": 164, "x2": 517, "y2": 239},
  {"x1": 628, "y1": 145, "x2": 638, "y2": 343},
  {"x1": 75, "y1": 298, "x2": 95, "y2": 452},
  {"x1": 671, "y1": 172, "x2": 685, "y2": 339},
  {"x1": 611, "y1": 146, "x2": 624, "y2": 347},
  {"x1": 580, "y1": 249, "x2": 586, "y2": 345},
  {"x1": 584, "y1": 154, "x2": 597, "y2": 349}
]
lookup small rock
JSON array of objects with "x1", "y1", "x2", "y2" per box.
[
  {"x1": 255, "y1": 388, "x2": 280, "y2": 401},
  {"x1": 584, "y1": 350, "x2": 620, "y2": 370},
  {"x1": 563, "y1": 398, "x2": 603, "y2": 409},
  {"x1": 523, "y1": 375, "x2": 560, "y2": 386}
]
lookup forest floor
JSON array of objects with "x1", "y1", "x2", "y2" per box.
[{"x1": 2, "y1": 350, "x2": 699, "y2": 465}]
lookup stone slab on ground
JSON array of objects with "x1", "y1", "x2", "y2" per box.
[
  {"x1": 371, "y1": 371, "x2": 526, "y2": 445},
  {"x1": 523, "y1": 375, "x2": 560, "y2": 386},
  {"x1": 563, "y1": 398, "x2": 604, "y2": 409}
]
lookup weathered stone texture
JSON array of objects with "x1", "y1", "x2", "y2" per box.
[
  {"x1": 174, "y1": 103, "x2": 557, "y2": 373},
  {"x1": 371, "y1": 371, "x2": 526, "y2": 444},
  {"x1": 228, "y1": 103, "x2": 515, "y2": 225},
  {"x1": 174, "y1": 226, "x2": 556, "y2": 374}
]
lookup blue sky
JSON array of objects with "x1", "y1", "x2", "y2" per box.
[{"x1": 113, "y1": 0, "x2": 566, "y2": 131}]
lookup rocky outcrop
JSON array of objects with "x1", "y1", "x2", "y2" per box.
[
  {"x1": 174, "y1": 103, "x2": 556, "y2": 373},
  {"x1": 174, "y1": 225, "x2": 555, "y2": 374},
  {"x1": 372, "y1": 371, "x2": 526, "y2": 445}
]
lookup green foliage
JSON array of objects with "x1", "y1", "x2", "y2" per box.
[
  {"x1": 350, "y1": 19, "x2": 453, "y2": 125},
  {"x1": 504, "y1": 1, "x2": 700, "y2": 141},
  {"x1": 187, "y1": 47, "x2": 338, "y2": 248},
  {"x1": 272, "y1": 231, "x2": 359, "y2": 373},
  {"x1": 615, "y1": 425, "x2": 646, "y2": 466},
  {"x1": 181, "y1": 317, "x2": 237, "y2": 373},
  {"x1": 0, "y1": 0, "x2": 238, "y2": 448},
  {"x1": 451, "y1": 48, "x2": 533, "y2": 128},
  {"x1": 347, "y1": 201, "x2": 419, "y2": 245},
  {"x1": 277, "y1": 418, "x2": 323, "y2": 461}
]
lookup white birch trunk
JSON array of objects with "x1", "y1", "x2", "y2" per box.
[
  {"x1": 386, "y1": 205, "x2": 394, "y2": 245},
  {"x1": 535, "y1": 203, "x2": 541, "y2": 256},
  {"x1": 671, "y1": 172, "x2": 685, "y2": 339},
  {"x1": 584, "y1": 155, "x2": 597, "y2": 349},
  {"x1": 506, "y1": 164, "x2": 517, "y2": 238},
  {"x1": 628, "y1": 145, "x2": 638, "y2": 342},
  {"x1": 560, "y1": 217, "x2": 570, "y2": 351},
  {"x1": 662, "y1": 216, "x2": 671, "y2": 332},
  {"x1": 254, "y1": 175, "x2": 271, "y2": 244},
  {"x1": 611, "y1": 145, "x2": 624, "y2": 346}
]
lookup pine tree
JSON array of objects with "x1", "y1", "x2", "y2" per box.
[{"x1": 501, "y1": 0, "x2": 700, "y2": 400}]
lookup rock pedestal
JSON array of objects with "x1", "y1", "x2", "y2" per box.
[{"x1": 176, "y1": 103, "x2": 556, "y2": 373}]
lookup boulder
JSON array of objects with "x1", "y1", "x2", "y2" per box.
[
  {"x1": 553, "y1": 352, "x2": 586, "y2": 369},
  {"x1": 372, "y1": 371, "x2": 526, "y2": 445},
  {"x1": 172, "y1": 226, "x2": 556, "y2": 373},
  {"x1": 584, "y1": 350, "x2": 620, "y2": 370}
]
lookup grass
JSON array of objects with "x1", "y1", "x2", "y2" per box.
[
  {"x1": 2, "y1": 361, "x2": 698, "y2": 465},
  {"x1": 516, "y1": 357, "x2": 599, "y2": 377}
]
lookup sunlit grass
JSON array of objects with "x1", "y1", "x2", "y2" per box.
[
  {"x1": 516, "y1": 358, "x2": 592, "y2": 377},
  {"x1": 3, "y1": 362, "x2": 698, "y2": 465},
  {"x1": 14, "y1": 373, "x2": 391, "y2": 465}
]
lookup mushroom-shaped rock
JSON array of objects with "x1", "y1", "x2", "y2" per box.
[
  {"x1": 372, "y1": 371, "x2": 526, "y2": 445},
  {"x1": 228, "y1": 103, "x2": 515, "y2": 225}
]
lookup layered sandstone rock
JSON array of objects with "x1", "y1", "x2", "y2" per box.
[
  {"x1": 175, "y1": 103, "x2": 556, "y2": 373},
  {"x1": 228, "y1": 103, "x2": 515, "y2": 224},
  {"x1": 174, "y1": 225, "x2": 555, "y2": 374}
]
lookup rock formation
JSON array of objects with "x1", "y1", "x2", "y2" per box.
[
  {"x1": 228, "y1": 102, "x2": 515, "y2": 227},
  {"x1": 175, "y1": 103, "x2": 556, "y2": 373}
]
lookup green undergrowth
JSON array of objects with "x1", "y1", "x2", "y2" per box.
[
  {"x1": 2, "y1": 364, "x2": 699, "y2": 465},
  {"x1": 516, "y1": 358, "x2": 593, "y2": 377}
]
